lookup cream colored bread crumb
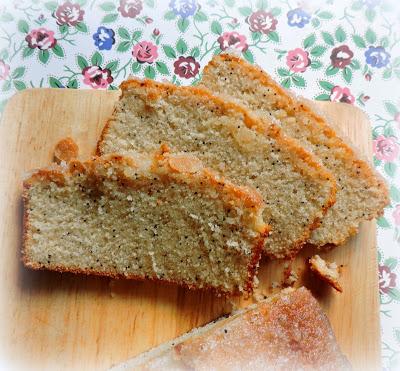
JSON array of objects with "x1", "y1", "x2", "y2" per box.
[
  {"x1": 53, "y1": 137, "x2": 79, "y2": 164},
  {"x1": 110, "y1": 287, "x2": 350, "y2": 370},
  {"x1": 97, "y1": 78, "x2": 336, "y2": 259},
  {"x1": 23, "y1": 150, "x2": 269, "y2": 295},
  {"x1": 309, "y1": 255, "x2": 343, "y2": 292},
  {"x1": 199, "y1": 53, "x2": 389, "y2": 247}
]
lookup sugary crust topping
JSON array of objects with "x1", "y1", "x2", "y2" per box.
[{"x1": 174, "y1": 287, "x2": 350, "y2": 369}]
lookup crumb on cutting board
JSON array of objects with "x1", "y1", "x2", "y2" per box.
[
  {"x1": 309, "y1": 255, "x2": 343, "y2": 292},
  {"x1": 282, "y1": 261, "x2": 298, "y2": 288},
  {"x1": 54, "y1": 137, "x2": 79, "y2": 164}
]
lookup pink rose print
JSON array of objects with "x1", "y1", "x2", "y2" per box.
[
  {"x1": 25, "y1": 28, "x2": 57, "y2": 50},
  {"x1": 330, "y1": 45, "x2": 354, "y2": 69},
  {"x1": 82, "y1": 66, "x2": 113, "y2": 89},
  {"x1": 246, "y1": 10, "x2": 277, "y2": 35},
  {"x1": 395, "y1": 112, "x2": 400, "y2": 123},
  {"x1": 393, "y1": 205, "x2": 400, "y2": 226},
  {"x1": 379, "y1": 264, "x2": 397, "y2": 294},
  {"x1": 53, "y1": 1, "x2": 84, "y2": 26},
  {"x1": 173, "y1": 56, "x2": 200, "y2": 79},
  {"x1": 330, "y1": 86, "x2": 355, "y2": 104},
  {"x1": 0, "y1": 60, "x2": 10, "y2": 80},
  {"x1": 217, "y1": 32, "x2": 248, "y2": 52},
  {"x1": 118, "y1": 0, "x2": 142, "y2": 18},
  {"x1": 132, "y1": 41, "x2": 158, "y2": 64},
  {"x1": 286, "y1": 48, "x2": 311, "y2": 73},
  {"x1": 373, "y1": 135, "x2": 399, "y2": 162}
]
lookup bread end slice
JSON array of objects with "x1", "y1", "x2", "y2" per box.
[{"x1": 110, "y1": 287, "x2": 351, "y2": 370}]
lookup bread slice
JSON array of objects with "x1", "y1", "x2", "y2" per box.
[
  {"x1": 22, "y1": 151, "x2": 269, "y2": 295},
  {"x1": 309, "y1": 255, "x2": 342, "y2": 292},
  {"x1": 97, "y1": 79, "x2": 336, "y2": 258},
  {"x1": 110, "y1": 287, "x2": 351, "y2": 370},
  {"x1": 200, "y1": 54, "x2": 389, "y2": 246}
]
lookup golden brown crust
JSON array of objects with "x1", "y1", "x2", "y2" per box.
[
  {"x1": 22, "y1": 151, "x2": 269, "y2": 295},
  {"x1": 97, "y1": 78, "x2": 337, "y2": 258},
  {"x1": 53, "y1": 137, "x2": 79, "y2": 164},
  {"x1": 205, "y1": 54, "x2": 389, "y2": 232}
]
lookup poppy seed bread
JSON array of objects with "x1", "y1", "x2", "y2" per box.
[
  {"x1": 22, "y1": 151, "x2": 269, "y2": 295},
  {"x1": 200, "y1": 53, "x2": 389, "y2": 246},
  {"x1": 111, "y1": 287, "x2": 351, "y2": 370},
  {"x1": 97, "y1": 79, "x2": 336, "y2": 258}
]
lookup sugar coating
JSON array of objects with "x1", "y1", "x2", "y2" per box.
[{"x1": 112, "y1": 287, "x2": 351, "y2": 370}]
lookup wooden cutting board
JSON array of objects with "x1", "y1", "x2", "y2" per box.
[{"x1": 0, "y1": 89, "x2": 380, "y2": 370}]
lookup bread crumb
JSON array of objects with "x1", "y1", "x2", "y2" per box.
[
  {"x1": 309, "y1": 255, "x2": 343, "y2": 292},
  {"x1": 54, "y1": 137, "x2": 79, "y2": 164},
  {"x1": 271, "y1": 281, "x2": 280, "y2": 289},
  {"x1": 283, "y1": 269, "x2": 298, "y2": 287}
]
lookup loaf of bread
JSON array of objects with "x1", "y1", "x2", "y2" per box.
[
  {"x1": 111, "y1": 287, "x2": 351, "y2": 370},
  {"x1": 97, "y1": 79, "x2": 336, "y2": 258},
  {"x1": 200, "y1": 53, "x2": 389, "y2": 247},
  {"x1": 22, "y1": 151, "x2": 269, "y2": 295}
]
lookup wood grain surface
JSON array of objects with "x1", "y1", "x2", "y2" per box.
[{"x1": 0, "y1": 89, "x2": 380, "y2": 370}]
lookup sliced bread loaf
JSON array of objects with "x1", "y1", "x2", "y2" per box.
[
  {"x1": 23, "y1": 151, "x2": 269, "y2": 295},
  {"x1": 111, "y1": 287, "x2": 351, "y2": 370},
  {"x1": 97, "y1": 79, "x2": 336, "y2": 258},
  {"x1": 200, "y1": 54, "x2": 389, "y2": 246}
]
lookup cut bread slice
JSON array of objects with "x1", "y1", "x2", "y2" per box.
[
  {"x1": 22, "y1": 151, "x2": 269, "y2": 295},
  {"x1": 200, "y1": 53, "x2": 389, "y2": 246},
  {"x1": 110, "y1": 287, "x2": 351, "y2": 370},
  {"x1": 97, "y1": 79, "x2": 336, "y2": 258}
]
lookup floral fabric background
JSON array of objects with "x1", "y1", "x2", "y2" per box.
[{"x1": 0, "y1": 0, "x2": 399, "y2": 367}]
